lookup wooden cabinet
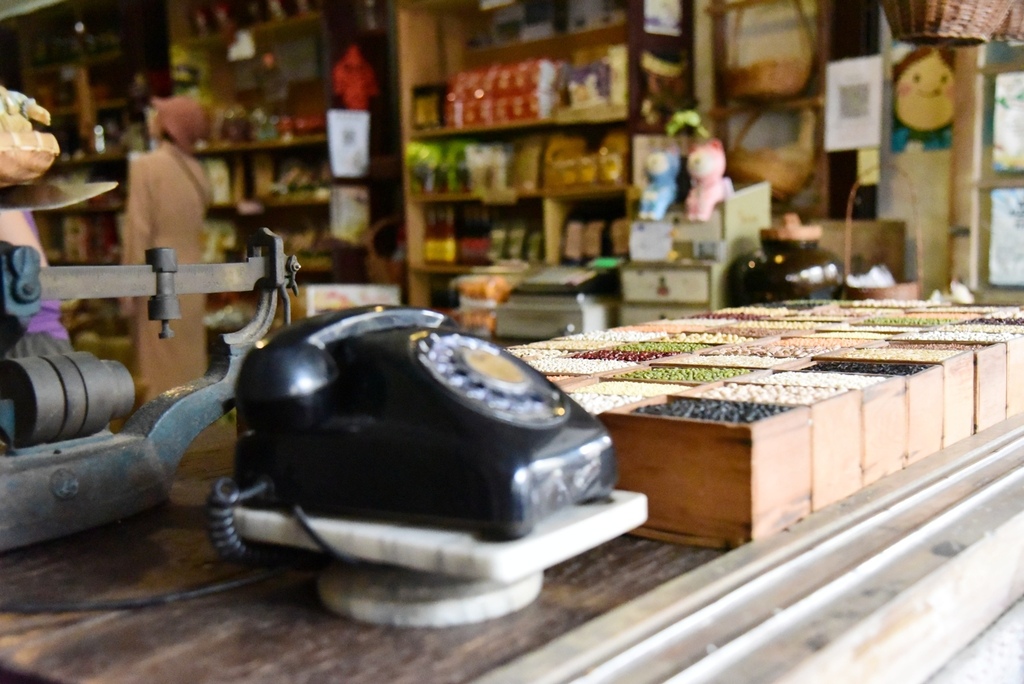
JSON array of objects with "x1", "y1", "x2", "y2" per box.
[{"x1": 396, "y1": 0, "x2": 693, "y2": 309}]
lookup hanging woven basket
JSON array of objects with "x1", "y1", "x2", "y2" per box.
[
  {"x1": 727, "y1": 109, "x2": 816, "y2": 201},
  {"x1": 880, "y1": 0, "x2": 1014, "y2": 45},
  {"x1": 992, "y1": 2, "x2": 1024, "y2": 41},
  {"x1": 722, "y1": 0, "x2": 814, "y2": 101}
]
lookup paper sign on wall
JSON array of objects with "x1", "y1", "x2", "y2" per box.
[
  {"x1": 825, "y1": 55, "x2": 884, "y2": 152},
  {"x1": 327, "y1": 109, "x2": 370, "y2": 178}
]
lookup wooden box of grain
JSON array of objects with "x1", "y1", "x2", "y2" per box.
[
  {"x1": 730, "y1": 370, "x2": 909, "y2": 502},
  {"x1": 686, "y1": 382, "x2": 864, "y2": 511},
  {"x1": 811, "y1": 348, "x2": 974, "y2": 450},
  {"x1": 1006, "y1": 336, "x2": 1024, "y2": 418},
  {"x1": 887, "y1": 339, "x2": 1007, "y2": 433},
  {"x1": 601, "y1": 396, "x2": 812, "y2": 548},
  {"x1": 798, "y1": 361, "x2": 944, "y2": 468},
  {"x1": 911, "y1": 328, "x2": 1024, "y2": 420}
]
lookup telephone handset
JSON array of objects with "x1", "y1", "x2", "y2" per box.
[{"x1": 233, "y1": 305, "x2": 616, "y2": 540}]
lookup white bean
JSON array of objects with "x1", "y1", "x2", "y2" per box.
[
  {"x1": 568, "y1": 393, "x2": 643, "y2": 414},
  {"x1": 753, "y1": 371, "x2": 885, "y2": 389},
  {"x1": 527, "y1": 357, "x2": 637, "y2": 375}
]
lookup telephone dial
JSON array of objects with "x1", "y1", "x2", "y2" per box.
[{"x1": 229, "y1": 305, "x2": 616, "y2": 541}]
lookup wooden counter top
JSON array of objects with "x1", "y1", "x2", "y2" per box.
[
  {"x1": 0, "y1": 426, "x2": 721, "y2": 684},
  {"x1": 3, "y1": 416, "x2": 1024, "y2": 684}
]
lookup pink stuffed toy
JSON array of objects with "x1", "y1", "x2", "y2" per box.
[{"x1": 685, "y1": 138, "x2": 731, "y2": 222}]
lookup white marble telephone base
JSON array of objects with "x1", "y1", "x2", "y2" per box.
[{"x1": 234, "y1": 490, "x2": 647, "y2": 627}]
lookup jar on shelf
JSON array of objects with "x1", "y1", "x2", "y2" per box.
[{"x1": 728, "y1": 213, "x2": 843, "y2": 305}]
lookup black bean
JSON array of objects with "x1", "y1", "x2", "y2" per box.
[
  {"x1": 633, "y1": 397, "x2": 795, "y2": 423},
  {"x1": 568, "y1": 350, "x2": 677, "y2": 362},
  {"x1": 808, "y1": 361, "x2": 930, "y2": 377},
  {"x1": 702, "y1": 312, "x2": 771, "y2": 320},
  {"x1": 961, "y1": 317, "x2": 1024, "y2": 326}
]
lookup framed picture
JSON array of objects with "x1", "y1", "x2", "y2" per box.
[{"x1": 989, "y1": 189, "x2": 1024, "y2": 286}]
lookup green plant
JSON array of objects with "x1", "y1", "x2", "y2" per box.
[{"x1": 665, "y1": 109, "x2": 709, "y2": 139}]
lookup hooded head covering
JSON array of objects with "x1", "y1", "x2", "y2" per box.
[{"x1": 151, "y1": 96, "x2": 210, "y2": 154}]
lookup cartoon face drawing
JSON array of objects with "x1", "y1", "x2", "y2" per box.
[{"x1": 894, "y1": 48, "x2": 954, "y2": 133}]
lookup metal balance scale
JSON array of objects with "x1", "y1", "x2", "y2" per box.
[
  {"x1": 0, "y1": 181, "x2": 299, "y2": 552},
  {"x1": 1, "y1": 184, "x2": 647, "y2": 626}
]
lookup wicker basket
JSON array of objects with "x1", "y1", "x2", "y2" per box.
[
  {"x1": 881, "y1": 0, "x2": 1014, "y2": 45},
  {"x1": 723, "y1": 0, "x2": 814, "y2": 101},
  {"x1": 727, "y1": 109, "x2": 816, "y2": 201},
  {"x1": 0, "y1": 130, "x2": 59, "y2": 188},
  {"x1": 992, "y1": 1, "x2": 1024, "y2": 40}
]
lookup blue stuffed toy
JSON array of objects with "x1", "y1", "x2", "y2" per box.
[{"x1": 638, "y1": 147, "x2": 681, "y2": 221}]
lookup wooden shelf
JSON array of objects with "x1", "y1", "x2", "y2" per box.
[
  {"x1": 409, "y1": 185, "x2": 635, "y2": 204},
  {"x1": 410, "y1": 105, "x2": 628, "y2": 140},
  {"x1": 978, "y1": 62, "x2": 1024, "y2": 77},
  {"x1": 53, "y1": 151, "x2": 128, "y2": 167},
  {"x1": 707, "y1": 0, "x2": 792, "y2": 15},
  {"x1": 49, "y1": 98, "x2": 127, "y2": 119},
  {"x1": 396, "y1": 0, "x2": 683, "y2": 307},
  {"x1": 409, "y1": 190, "x2": 543, "y2": 204},
  {"x1": 464, "y1": 23, "x2": 627, "y2": 68},
  {"x1": 977, "y1": 175, "x2": 1024, "y2": 190},
  {"x1": 261, "y1": 194, "x2": 330, "y2": 207},
  {"x1": 397, "y1": 0, "x2": 478, "y2": 11},
  {"x1": 545, "y1": 185, "x2": 638, "y2": 201},
  {"x1": 181, "y1": 12, "x2": 321, "y2": 49},
  {"x1": 208, "y1": 195, "x2": 330, "y2": 211},
  {"x1": 96, "y1": 98, "x2": 128, "y2": 111},
  {"x1": 28, "y1": 50, "x2": 123, "y2": 74},
  {"x1": 409, "y1": 263, "x2": 475, "y2": 275},
  {"x1": 195, "y1": 134, "x2": 327, "y2": 155},
  {"x1": 42, "y1": 203, "x2": 124, "y2": 214},
  {"x1": 709, "y1": 96, "x2": 825, "y2": 119}
]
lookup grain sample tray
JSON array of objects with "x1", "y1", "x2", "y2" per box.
[
  {"x1": 801, "y1": 360, "x2": 943, "y2": 466},
  {"x1": 685, "y1": 382, "x2": 862, "y2": 511},
  {"x1": 811, "y1": 347, "x2": 974, "y2": 449},
  {"x1": 732, "y1": 370, "x2": 908, "y2": 504},
  {"x1": 887, "y1": 339, "x2": 1008, "y2": 433},
  {"x1": 601, "y1": 397, "x2": 812, "y2": 547},
  {"x1": 913, "y1": 327, "x2": 1024, "y2": 420},
  {"x1": 518, "y1": 300, "x2": 1024, "y2": 548}
]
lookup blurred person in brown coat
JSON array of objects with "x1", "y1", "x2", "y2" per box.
[{"x1": 122, "y1": 96, "x2": 211, "y2": 403}]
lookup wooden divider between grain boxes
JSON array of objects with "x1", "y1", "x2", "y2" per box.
[{"x1": 1006, "y1": 336, "x2": 1024, "y2": 418}]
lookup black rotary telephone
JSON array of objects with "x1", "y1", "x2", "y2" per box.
[{"x1": 221, "y1": 305, "x2": 616, "y2": 546}]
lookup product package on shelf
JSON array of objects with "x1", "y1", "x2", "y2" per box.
[{"x1": 446, "y1": 59, "x2": 561, "y2": 129}]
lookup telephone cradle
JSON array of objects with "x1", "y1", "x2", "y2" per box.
[{"x1": 212, "y1": 305, "x2": 648, "y2": 626}]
